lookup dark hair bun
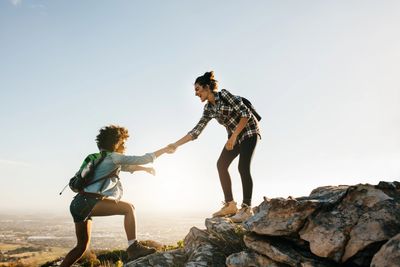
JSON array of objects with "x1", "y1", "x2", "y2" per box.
[
  {"x1": 204, "y1": 71, "x2": 215, "y2": 81},
  {"x1": 195, "y1": 70, "x2": 218, "y2": 92}
]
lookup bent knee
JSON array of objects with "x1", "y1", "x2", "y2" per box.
[
  {"x1": 75, "y1": 242, "x2": 90, "y2": 254},
  {"x1": 121, "y1": 201, "x2": 135, "y2": 214}
]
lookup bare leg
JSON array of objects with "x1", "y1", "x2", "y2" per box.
[
  {"x1": 91, "y1": 198, "x2": 136, "y2": 240},
  {"x1": 60, "y1": 220, "x2": 92, "y2": 267}
]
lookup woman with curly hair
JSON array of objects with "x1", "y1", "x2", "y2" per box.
[
  {"x1": 61, "y1": 125, "x2": 174, "y2": 266},
  {"x1": 170, "y1": 71, "x2": 260, "y2": 223}
]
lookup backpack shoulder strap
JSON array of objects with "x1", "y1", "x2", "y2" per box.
[
  {"x1": 79, "y1": 152, "x2": 104, "y2": 170},
  {"x1": 219, "y1": 90, "x2": 262, "y2": 121},
  {"x1": 93, "y1": 151, "x2": 108, "y2": 167}
]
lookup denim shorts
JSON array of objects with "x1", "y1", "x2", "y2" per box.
[{"x1": 70, "y1": 194, "x2": 101, "y2": 223}]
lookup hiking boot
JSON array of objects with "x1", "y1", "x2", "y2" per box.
[
  {"x1": 212, "y1": 201, "x2": 238, "y2": 217},
  {"x1": 127, "y1": 240, "x2": 156, "y2": 261},
  {"x1": 230, "y1": 204, "x2": 253, "y2": 223}
]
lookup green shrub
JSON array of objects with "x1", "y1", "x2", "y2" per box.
[{"x1": 162, "y1": 240, "x2": 184, "y2": 251}]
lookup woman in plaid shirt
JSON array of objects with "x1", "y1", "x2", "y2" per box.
[{"x1": 170, "y1": 71, "x2": 260, "y2": 223}]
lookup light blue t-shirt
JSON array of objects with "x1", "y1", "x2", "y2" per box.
[{"x1": 84, "y1": 151, "x2": 156, "y2": 200}]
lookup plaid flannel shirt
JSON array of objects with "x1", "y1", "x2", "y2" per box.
[{"x1": 188, "y1": 89, "x2": 260, "y2": 144}]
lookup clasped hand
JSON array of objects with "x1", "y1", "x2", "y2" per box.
[{"x1": 165, "y1": 144, "x2": 177, "y2": 154}]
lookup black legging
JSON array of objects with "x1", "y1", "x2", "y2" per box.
[{"x1": 217, "y1": 135, "x2": 258, "y2": 206}]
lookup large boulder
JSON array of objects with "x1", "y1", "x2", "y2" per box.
[
  {"x1": 299, "y1": 183, "x2": 400, "y2": 263},
  {"x1": 245, "y1": 196, "x2": 322, "y2": 236},
  {"x1": 371, "y1": 233, "x2": 400, "y2": 267}
]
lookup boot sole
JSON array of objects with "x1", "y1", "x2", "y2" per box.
[{"x1": 212, "y1": 211, "x2": 238, "y2": 218}]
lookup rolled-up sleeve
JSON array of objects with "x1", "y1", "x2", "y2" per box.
[
  {"x1": 111, "y1": 152, "x2": 156, "y2": 166},
  {"x1": 221, "y1": 89, "x2": 251, "y2": 118},
  {"x1": 188, "y1": 110, "x2": 211, "y2": 140}
]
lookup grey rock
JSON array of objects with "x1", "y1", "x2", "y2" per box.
[
  {"x1": 245, "y1": 196, "x2": 321, "y2": 236},
  {"x1": 306, "y1": 185, "x2": 349, "y2": 204},
  {"x1": 342, "y1": 207, "x2": 399, "y2": 261},
  {"x1": 226, "y1": 251, "x2": 286, "y2": 267},
  {"x1": 125, "y1": 249, "x2": 186, "y2": 267},
  {"x1": 244, "y1": 234, "x2": 336, "y2": 267},
  {"x1": 299, "y1": 183, "x2": 400, "y2": 263},
  {"x1": 376, "y1": 181, "x2": 400, "y2": 191},
  {"x1": 183, "y1": 227, "x2": 226, "y2": 266},
  {"x1": 371, "y1": 233, "x2": 400, "y2": 267},
  {"x1": 205, "y1": 217, "x2": 247, "y2": 251}
]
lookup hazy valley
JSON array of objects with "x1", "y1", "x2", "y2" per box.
[{"x1": 0, "y1": 212, "x2": 206, "y2": 266}]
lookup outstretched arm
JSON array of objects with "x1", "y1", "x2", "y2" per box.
[
  {"x1": 170, "y1": 111, "x2": 211, "y2": 150},
  {"x1": 153, "y1": 146, "x2": 175, "y2": 158},
  {"x1": 112, "y1": 145, "x2": 174, "y2": 166},
  {"x1": 171, "y1": 134, "x2": 193, "y2": 149}
]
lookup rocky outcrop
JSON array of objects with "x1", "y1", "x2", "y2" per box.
[
  {"x1": 126, "y1": 217, "x2": 246, "y2": 267},
  {"x1": 125, "y1": 181, "x2": 400, "y2": 267}
]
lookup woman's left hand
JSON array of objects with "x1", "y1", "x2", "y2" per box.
[{"x1": 225, "y1": 135, "x2": 237, "y2": 151}]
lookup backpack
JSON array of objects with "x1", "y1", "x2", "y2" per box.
[
  {"x1": 59, "y1": 151, "x2": 111, "y2": 195},
  {"x1": 68, "y1": 152, "x2": 107, "y2": 193},
  {"x1": 219, "y1": 91, "x2": 262, "y2": 121}
]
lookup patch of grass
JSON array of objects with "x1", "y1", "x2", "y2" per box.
[
  {"x1": 161, "y1": 240, "x2": 184, "y2": 251},
  {"x1": 96, "y1": 249, "x2": 127, "y2": 264},
  {"x1": 41, "y1": 240, "x2": 185, "y2": 266}
]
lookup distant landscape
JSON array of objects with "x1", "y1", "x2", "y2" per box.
[{"x1": 0, "y1": 213, "x2": 206, "y2": 266}]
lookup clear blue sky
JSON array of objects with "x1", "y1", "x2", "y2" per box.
[{"x1": 1, "y1": 0, "x2": 399, "y2": 216}]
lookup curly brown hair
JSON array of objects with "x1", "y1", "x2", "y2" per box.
[{"x1": 96, "y1": 125, "x2": 129, "y2": 152}]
